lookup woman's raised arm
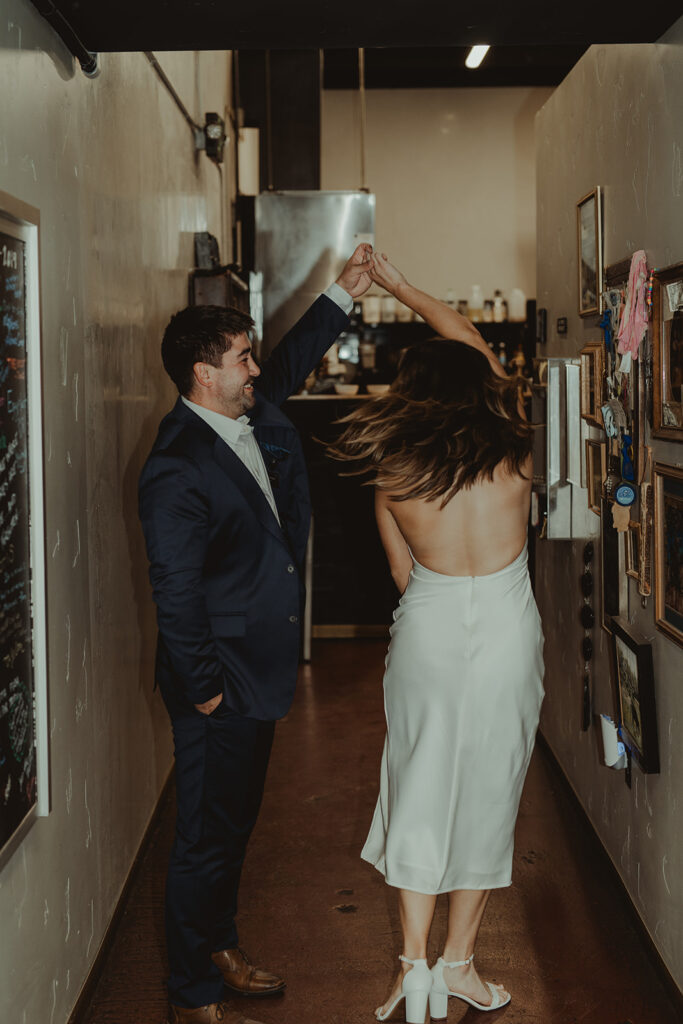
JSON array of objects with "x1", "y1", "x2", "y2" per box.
[{"x1": 370, "y1": 252, "x2": 507, "y2": 378}]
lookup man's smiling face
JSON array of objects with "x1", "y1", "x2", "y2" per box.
[{"x1": 196, "y1": 332, "x2": 261, "y2": 419}]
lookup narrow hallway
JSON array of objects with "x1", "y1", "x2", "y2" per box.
[{"x1": 82, "y1": 641, "x2": 679, "y2": 1024}]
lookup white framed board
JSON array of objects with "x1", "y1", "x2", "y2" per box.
[{"x1": 0, "y1": 192, "x2": 49, "y2": 868}]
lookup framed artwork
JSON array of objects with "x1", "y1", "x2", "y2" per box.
[
  {"x1": 653, "y1": 463, "x2": 683, "y2": 646},
  {"x1": 577, "y1": 187, "x2": 603, "y2": 317},
  {"x1": 585, "y1": 438, "x2": 606, "y2": 515},
  {"x1": 652, "y1": 262, "x2": 683, "y2": 441},
  {"x1": 625, "y1": 521, "x2": 641, "y2": 581},
  {"x1": 566, "y1": 362, "x2": 583, "y2": 487},
  {"x1": 0, "y1": 192, "x2": 50, "y2": 869},
  {"x1": 580, "y1": 343, "x2": 605, "y2": 427},
  {"x1": 600, "y1": 498, "x2": 621, "y2": 633},
  {"x1": 610, "y1": 617, "x2": 659, "y2": 773}
]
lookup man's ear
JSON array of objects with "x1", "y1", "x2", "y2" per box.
[{"x1": 192, "y1": 362, "x2": 213, "y2": 391}]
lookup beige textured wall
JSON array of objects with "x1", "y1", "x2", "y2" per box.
[
  {"x1": 0, "y1": 3, "x2": 231, "y2": 1019},
  {"x1": 535, "y1": 28, "x2": 683, "y2": 988},
  {"x1": 321, "y1": 86, "x2": 554, "y2": 304}
]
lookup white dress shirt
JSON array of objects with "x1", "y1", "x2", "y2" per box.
[
  {"x1": 182, "y1": 398, "x2": 281, "y2": 523},
  {"x1": 181, "y1": 284, "x2": 353, "y2": 526}
]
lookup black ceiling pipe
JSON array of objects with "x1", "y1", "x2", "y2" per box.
[{"x1": 29, "y1": 0, "x2": 99, "y2": 76}]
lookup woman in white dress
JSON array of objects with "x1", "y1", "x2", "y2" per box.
[{"x1": 329, "y1": 253, "x2": 544, "y2": 1022}]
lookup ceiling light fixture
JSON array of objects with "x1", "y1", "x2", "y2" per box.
[{"x1": 465, "y1": 45, "x2": 490, "y2": 69}]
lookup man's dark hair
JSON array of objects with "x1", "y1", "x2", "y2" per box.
[{"x1": 161, "y1": 305, "x2": 256, "y2": 396}]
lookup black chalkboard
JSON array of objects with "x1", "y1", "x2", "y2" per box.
[{"x1": 0, "y1": 230, "x2": 37, "y2": 851}]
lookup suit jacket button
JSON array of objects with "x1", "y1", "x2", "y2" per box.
[
  {"x1": 287, "y1": 564, "x2": 295, "y2": 573},
  {"x1": 289, "y1": 615, "x2": 298, "y2": 624}
]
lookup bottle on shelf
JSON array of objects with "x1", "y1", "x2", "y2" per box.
[
  {"x1": 493, "y1": 290, "x2": 505, "y2": 323},
  {"x1": 446, "y1": 288, "x2": 456, "y2": 308},
  {"x1": 497, "y1": 342, "x2": 507, "y2": 369},
  {"x1": 482, "y1": 299, "x2": 493, "y2": 323},
  {"x1": 469, "y1": 285, "x2": 483, "y2": 322},
  {"x1": 457, "y1": 299, "x2": 469, "y2": 317}
]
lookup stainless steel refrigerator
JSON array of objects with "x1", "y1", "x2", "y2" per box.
[{"x1": 251, "y1": 190, "x2": 375, "y2": 357}]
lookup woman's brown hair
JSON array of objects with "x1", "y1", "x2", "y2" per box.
[{"x1": 326, "y1": 339, "x2": 534, "y2": 506}]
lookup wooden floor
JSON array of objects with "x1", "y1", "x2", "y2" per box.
[{"x1": 81, "y1": 640, "x2": 679, "y2": 1024}]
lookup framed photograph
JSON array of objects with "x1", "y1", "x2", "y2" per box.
[
  {"x1": 610, "y1": 617, "x2": 659, "y2": 773},
  {"x1": 600, "y1": 498, "x2": 621, "y2": 633},
  {"x1": 577, "y1": 187, "x2": 603, "y2": 317},
  {"x1": 653, "y1": 463, "x2": 683, "y2": 646},
  {"x1": 625, "y1": 521, "x2": 641, "y2": 580},
  {"x1": 652, "y1": 262, "x2": 683, "y2": 441},
  {"x1": 580, "y1": 343, "x2": 605, "y2": 427},
  {"x1": 585, "y1": 438, "x2": 606, "y2": 514}
]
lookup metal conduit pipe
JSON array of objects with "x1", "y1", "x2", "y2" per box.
[
  {"x1": 29, "y1": 0, "x2": 99, "y2": 76},
  {"x1": 144, "y1": 52, "x2": 203, "y2": 143}
]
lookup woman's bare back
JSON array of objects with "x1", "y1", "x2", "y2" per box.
[{"x1": 385, "y1": 455, "x2": 532, "y2": 578}]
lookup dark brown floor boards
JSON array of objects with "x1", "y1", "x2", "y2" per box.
[{"x1": 81, "y1": 640, "x2": 680, "y2": 1024}]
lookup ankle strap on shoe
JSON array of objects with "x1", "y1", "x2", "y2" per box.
[
  {"x1": 399, "y1": 954, "x2": 427, "y2": 965},
  {"x1": 441, "y1": 953, "x2": 474, "y2": 968}
]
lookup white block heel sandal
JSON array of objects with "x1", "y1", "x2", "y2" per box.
[
  {"x1": 429, "y1": 954, "x2": 511, "y2": 1017},
  {"x1": 375, "y1": 954, "x2": 432, "y2": 1024}
]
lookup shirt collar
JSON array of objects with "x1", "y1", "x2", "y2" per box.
[{"x1": 181, "y1": 396, "x2": 252, "y2": 446}]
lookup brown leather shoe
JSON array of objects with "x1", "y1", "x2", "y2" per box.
[
  {"x1": 168, "y1": 1001, "x2": 264, "y2": 1024},
  {"x1": 211, "y1": 946, "x2": 286, "y2": 997}
]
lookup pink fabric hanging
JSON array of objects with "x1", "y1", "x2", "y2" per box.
[{"x1": 616, "y1": 250, "x2": 649, "y2": 359}]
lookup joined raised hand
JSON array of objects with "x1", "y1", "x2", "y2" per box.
[
  {"x1": 336, "y1": 242, "x2": 375, "y2": 298},
  {"x1": 370, "y1": 251, "x2": 408, "y2": 296}
]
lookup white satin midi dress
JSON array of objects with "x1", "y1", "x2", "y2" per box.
[{"x1": 361, "y1": 542, "x2": 544, "y2": 894}]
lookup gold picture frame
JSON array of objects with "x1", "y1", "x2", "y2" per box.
[
  {"x1": 580, "y1": 343, "x2": 605, "y2": 428},
  {"x1": 625, "y1": 521, "x2": 641, "y2": 581},
  {"x1": 585, "y1": 438, "x2": 606, "y2": 515},
  {"x1": 653, "y1": 463, "x2": 683, "y2": 647},
  {"x1": 652, "y1": 261, "x2": 683, "y2": 442},
  {"x1": 577, "y1": 187, "x2": 603, "y2": 317}
]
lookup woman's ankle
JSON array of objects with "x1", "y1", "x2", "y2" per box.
[{"x1": 441, "y1": 948, "x2": 474, "y2": 965}]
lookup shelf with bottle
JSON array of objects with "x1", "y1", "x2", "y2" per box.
[{"x1": 302, "y1": 299, "x2": 537, "y2": 395}]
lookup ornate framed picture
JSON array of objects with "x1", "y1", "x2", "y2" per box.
[
  {"x1": 610, "y1": 617, "x2": 659, "y2": 774},
  {"x1": 653, "y1": 463, "x2": 683, "y2": 646},
  {"x1": 577, "y1": 187, "x2": 603, "y2": 317},
  {"x1": 580, "y1": 343, "x2": 605, "y2": 427},
  {"x1": 636, "y1": 480, "x2": 653, "y2": 598},
  {"x1": 585, "y1": 438, "x2": 606, "y2": 515},
  {"x1": 652, "y1": 262, "x2": 683, "y2": 441}
]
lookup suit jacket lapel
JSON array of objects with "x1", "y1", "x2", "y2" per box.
[
  {"x1": 171, "y1": 396, "x2": 291, "y2": 549},
  {"x1": 211, "y1": 437, "x2": 286, "y2": 547}
]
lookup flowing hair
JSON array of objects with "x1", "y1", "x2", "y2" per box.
[{"x1": 326, "y1": 339, "x2": 534, "y2": 506}]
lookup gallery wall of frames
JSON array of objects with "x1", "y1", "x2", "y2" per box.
[{"x1": 537, "y1": 191, "x2": 683, "y2": 777}]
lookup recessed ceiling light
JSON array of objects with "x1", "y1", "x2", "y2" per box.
[{"x1": 465, "y1": 45, "x2": 491, "y2": 69}]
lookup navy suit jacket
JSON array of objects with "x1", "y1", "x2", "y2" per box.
[{"x1": 139, "y1": 294, "x2": 349, "y2": 720}]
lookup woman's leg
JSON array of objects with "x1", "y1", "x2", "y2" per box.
[
  {"x1": 440, "y1": 889, "x2": 509, "y2": 1006},
  {"x1": 377, "y1": 889, "x2": 437, "y2": 1015}
]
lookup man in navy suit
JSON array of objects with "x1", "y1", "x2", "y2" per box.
[{"x1": 139, "y1": 245, "x2": 373, "y2": 1024}]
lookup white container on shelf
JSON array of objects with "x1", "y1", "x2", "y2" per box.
[
  {"x1": 469, "y1": 285, "x2": 483, "y2": 322},
  {"x1": 381, "y1": 296, "x2": 396, "y2": 322},
  {"x1": 509, "y1": 288, "x2": 527, "y2": 322},
  {"x1": 363, "y1": 295, "x2": 381, "y2": 324}
]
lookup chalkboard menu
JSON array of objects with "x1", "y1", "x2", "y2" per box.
[{"x1": 0, "y1": 229, "x2": 37, "y2": 851}]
